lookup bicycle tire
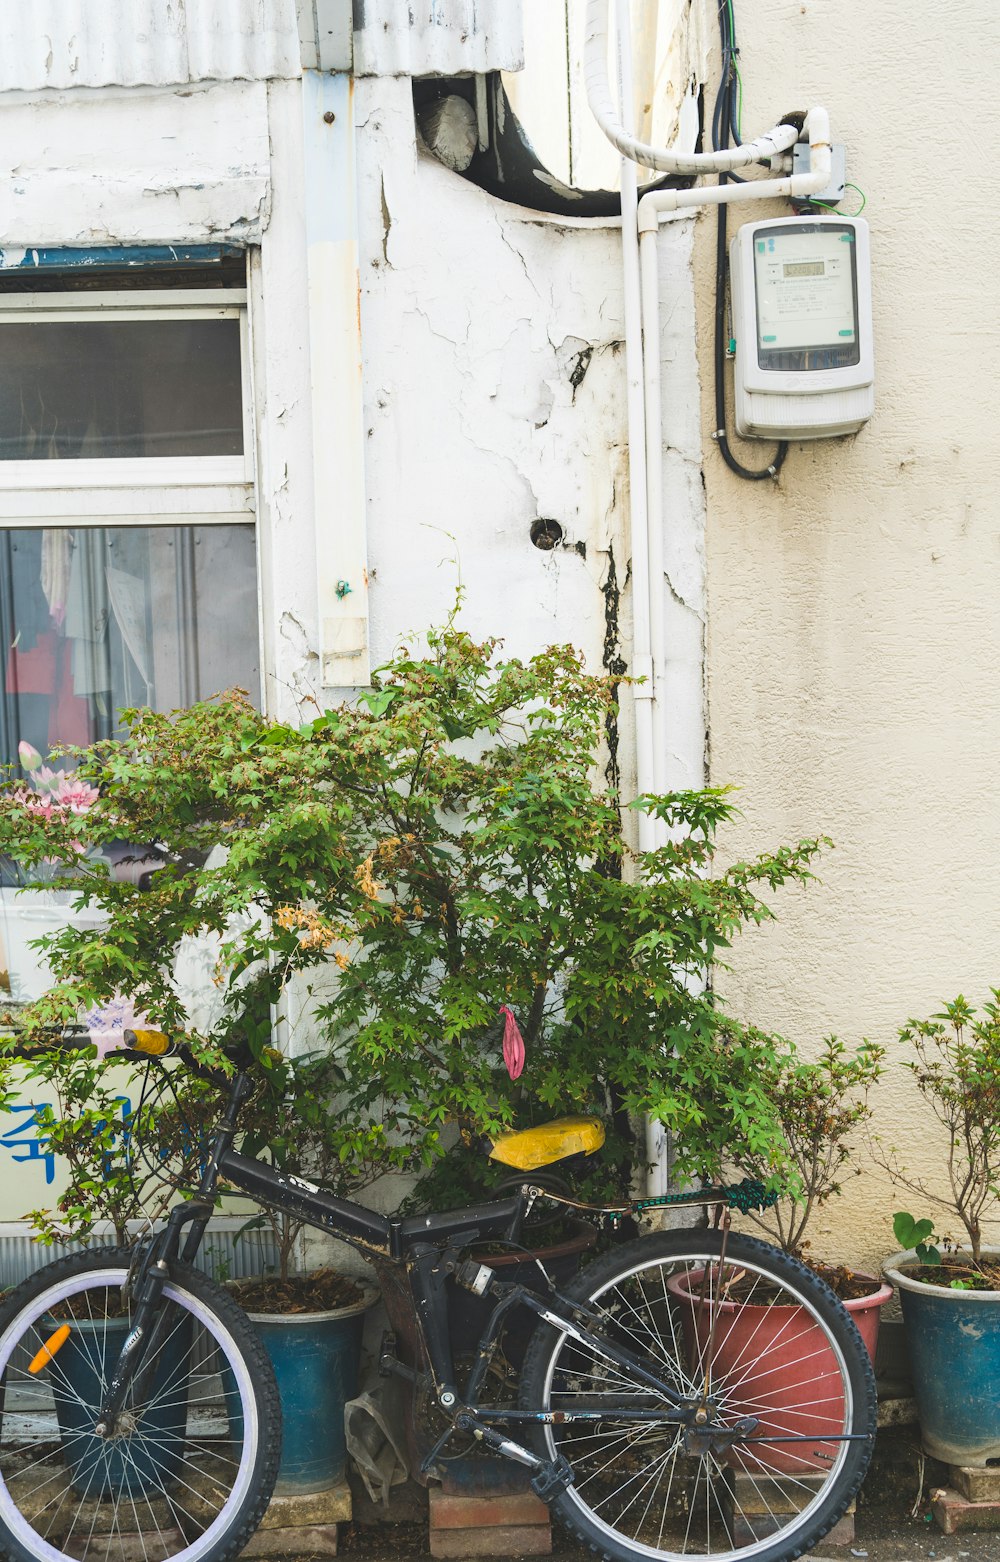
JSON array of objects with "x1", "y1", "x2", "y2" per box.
[
  {"x1": 518, "y1": 1228, "x2": 876, "y2": 1562},
  {"x1": 0, "y1": 1246, "x2": 281, "y2": 1562}
]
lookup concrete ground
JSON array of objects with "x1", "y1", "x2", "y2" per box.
[
  {"x1": 323, "y1": 1433, "x2": 1000, "y2": 1562},
  {"x1": 263, "y1": 1422, "x2": 999, "y2": 1562},
  {"x1": 329, "y1": 1513, "x2": 1000, "y2": 1562}
]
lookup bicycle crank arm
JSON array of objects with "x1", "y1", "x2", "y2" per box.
[{"x1": 454, "y1": 1411, "x2": 575, "y2": 1499}]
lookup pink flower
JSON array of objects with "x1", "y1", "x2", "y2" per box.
[
  {"x1": 19, "y1": 792, "x2": 54, "y2": 821},
  {"x1": 18, "y1": 741, "x2": 42, "y2": 773},
  {"x1": 53, "y1": 776, "x2": 99, "y2": 814}
]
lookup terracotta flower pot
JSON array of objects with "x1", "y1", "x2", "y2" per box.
[{"x1": 666, "y1": 1265, "x2": 891, "y2": 1475}]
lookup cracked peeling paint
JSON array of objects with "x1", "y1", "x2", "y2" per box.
[
  {"x1": 279, "y1": 612, "x2": 322, "y2": 716},
  {"x1": 664, "y1": 567, "x2": 704, "y2": 623},
  {"x1": 959, "y1": 1319, "x2": 985, "y2": 1339},
  {"x1": 380, "y1": 175, "x2": 391, "y2": 265},
  {"x1": 601, "y1": 544, "x2": 627, "y2": 800}
]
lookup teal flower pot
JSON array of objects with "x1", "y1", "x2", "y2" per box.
[
  {"x1": 229, "y1": 1287, "x2": 376, "y2": 1494},
  {"x1": 885, "y1": 1249, "x2": 1000, "y2": 1466}
]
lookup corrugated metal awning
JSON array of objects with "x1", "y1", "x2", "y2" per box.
[
  {"x1": 0, "y1": 0, "x2": 302, "y2": 92},
  {"x1": 352, "y1": 0, "x2": 523, "y2": 77},
  {"x1": 0, "y1": 0, "x2": 522, "y2": 93}
]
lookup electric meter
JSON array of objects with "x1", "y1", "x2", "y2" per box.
[{"x1": 729, "y1": 215, "x2": 873, "y2": 441}]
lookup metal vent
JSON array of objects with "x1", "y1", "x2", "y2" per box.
[{"x1": 0, "y1": 1217, "x2": 279, "y2": 1292}]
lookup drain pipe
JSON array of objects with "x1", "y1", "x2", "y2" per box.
[
  {"x1": 586, "y1": 1, "x2": 833, "y2": 1201},
  {"x1": 638, "y1": 111, "x2": 833, "y2": 815},
  {"x1": 608, "y1": 4, "x2": 672, "y2": 1195},
  {"x1": 613, "y1": 4, "x2": 656, "y2": 858}
]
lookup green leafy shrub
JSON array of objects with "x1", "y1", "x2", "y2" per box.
[
  {"x1": 17, "y1": 1045, "x2": 218, "y2": 1246},
  {"x1": 0, "y1": 624, "x2": 828, "y2": 1202},
  {"x1": 880, "y1": 994, "x2": 1000, "y2": 1266},
  {"x1": 733, "y1": 1034, "x2": 884, "y2": 1256}
]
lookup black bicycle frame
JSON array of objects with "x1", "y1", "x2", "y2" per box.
[
  {"x1": 97, "y1": 1059, "x2": 871, "y2": 1492},
  {"x1": 98, "y1": 1064, "x2": 698, "y2": 1471}
]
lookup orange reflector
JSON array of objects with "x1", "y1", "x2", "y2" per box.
[
  {"x1": 28, "y1": 1323, "x2": 71, "y2": 1374},
  {"x1": 125, "y1": 1028, "x2": 171, "y2": 1056}
]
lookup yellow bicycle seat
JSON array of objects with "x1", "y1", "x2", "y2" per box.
[{"x1": 488, "y1": 1116, "x2": 605, "y2": 1171}]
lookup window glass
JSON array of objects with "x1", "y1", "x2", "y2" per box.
[
  {"x1": 0, "y1": 319, "x2": 244, "y2": 459},
  {"x1": 0, "y1": 523, "x2": 259, "y2": 767}
]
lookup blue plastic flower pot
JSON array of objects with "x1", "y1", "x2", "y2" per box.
[
  {"x1": 885, "y1": 1249, "x2": 1000, "y2": 1466},
  {"x1": 230, "y1": 1289, "x2": 375, "y2": 1494}
]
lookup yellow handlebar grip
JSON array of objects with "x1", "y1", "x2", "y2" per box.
[{"x1": 124, "y1": 1028, "x2": 172, "y2": 1056}]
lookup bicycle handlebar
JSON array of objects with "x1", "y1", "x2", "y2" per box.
[{"x1": 0, "y1": 1025, "x2": 240, "y2": 1084}]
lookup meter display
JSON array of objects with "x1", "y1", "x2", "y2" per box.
[{"x1": 752, "y1": 223, "x2": 859, "y2": 371}]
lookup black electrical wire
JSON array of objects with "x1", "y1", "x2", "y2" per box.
[{"x1": 711, "y1": 1, "x2": 787, "y2": 481}]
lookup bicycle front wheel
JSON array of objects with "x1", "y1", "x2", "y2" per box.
[
  {"x1": 519, "y1": 1229, "x2": 876, "y2": 1562},
  {"x1": 0, "y1": 1247, "x2": 281, "y2": 1562}
]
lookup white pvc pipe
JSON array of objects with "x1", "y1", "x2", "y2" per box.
[
  {"x1": 585, "y1": 0, "x2": 800, "y2": 175},
  {"x1": 638, "y1": 211, "x2": 670, "y2": 817},
  {"x1": 591, "y1": 4, "x2": 833, "y2": 1200},
  {"x1": 636, "y1": 109, "x2": 832, "y2": 232},
  {"x1": 614, "y1": 3, "x2": 656, "y2": 858}
]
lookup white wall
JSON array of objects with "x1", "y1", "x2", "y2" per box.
[
  {"x1": 356, "y1": 77, "x2": 628, "y2": 675},
  {"x1": 0, "y1": 60, "x2": 706, "y2": 1226}
]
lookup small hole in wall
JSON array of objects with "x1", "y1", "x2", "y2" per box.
[{"x1": 530, "y1": 518, "x2": 563, "y2": 551}]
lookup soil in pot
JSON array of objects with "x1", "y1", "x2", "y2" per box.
[
  {"x1": 902, "y1": 1254, "x2": 1000, "y2": 1291},
  {"x1": 227, "y1": 1268, "x2": 365, "y2": 1314}
]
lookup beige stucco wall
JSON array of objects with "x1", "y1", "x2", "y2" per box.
[{"x1": 694, "y1": 2, "x2": 1000, "y2": 1269}]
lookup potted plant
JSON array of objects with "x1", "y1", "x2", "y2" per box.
[
  {"x1": 0, "y1": 624, "x2": 831, "y2": 1217},
  {"x1": 728, "y1": 1031, "x2": 893, "y2": 1356},
  {"x1": 0, "y1": 623, "x2": 838, "y2": 1503},
  {"x1": 665, "y1": 1033, "x2": 891, "y2": 1499},
  {"x1": 880, "y1": 993, "x2": 1000, "y2": 1467}
]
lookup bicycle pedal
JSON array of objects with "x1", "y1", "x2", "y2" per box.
[
  {"x1": 378, "y1": 1332, "x2": 418, "y2": 1383},
  {"x1": 531, "y1": 1454, "x2": 574, "y2": 1501}
]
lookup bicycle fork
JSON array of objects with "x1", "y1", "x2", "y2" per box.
[{"x1": 95, "y1": 1073, "x2": 252, "y2": 1436}]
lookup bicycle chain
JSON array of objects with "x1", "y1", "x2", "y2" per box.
[{"x1": 533, "y1": 1175, "x2": 779, "y2": 1220}]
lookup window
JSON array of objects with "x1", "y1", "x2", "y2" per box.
[
  {"x1": 0, "y1": 288, "x2": 251, "y2": 488},
  {"x1": 0, "y1": 255, "x2": 261, "y2": 1000}
]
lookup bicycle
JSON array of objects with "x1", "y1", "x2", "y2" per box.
[{"x1": 0, "y1": 1027, "x2": 876, "y2": 1562}]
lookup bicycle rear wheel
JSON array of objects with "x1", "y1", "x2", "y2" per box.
[
  {"x1": 0, "y1": 1247, "x2": 281, "y2": 1562},
  {"x1": 519, "y1": 1228, "x2": 875, "y2": 1562}
]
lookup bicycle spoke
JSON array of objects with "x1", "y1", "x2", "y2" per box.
[
  {"x1": 521, "y1": 1230, "x2": 874, "y2": 1561},
  {"x1": 0, "y1": 1256, "x2": 277, "y2": 1562}
]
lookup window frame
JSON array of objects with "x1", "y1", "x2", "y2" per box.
[
  {"x1": 0, "y1": 287, "x2": 252, "y2": 492},
  {"x1": 0, "y1": 271, "x2": 263, "y2": 706}
]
